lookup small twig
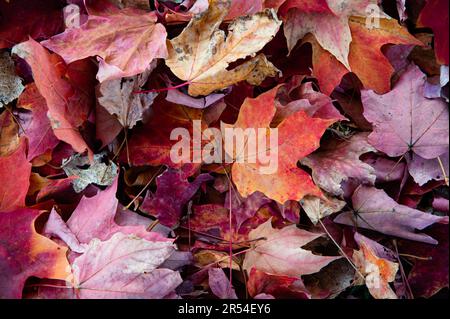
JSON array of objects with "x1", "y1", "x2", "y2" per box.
[
  {"x1": 147, "y1": 219, "x2": 160, "y2": 232},
  {"x1": 393, "y1": 240, "x2": 414, "y2": 299},
  {"x1": 399, "y1": 253, "x2": 432, "y2": 261},
  {"x1": 318, "y1": 219, "x2": 365, "y2": 279},
  {"x1": 133, "y1": 81, "x2": 192, "y2": 94},
  {"x1": 123, "y1": 166, "x2": 163, "y2": 210},
  {"x1": 437, "y1": 156, "x2": 449, "y2": 186}
]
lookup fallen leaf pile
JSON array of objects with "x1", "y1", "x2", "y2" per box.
[{"x1": 0, "y1": 0, "x2": 448, "y2": 300}]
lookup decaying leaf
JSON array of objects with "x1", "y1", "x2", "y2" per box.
[
  {"x1": 300, "y1": 195, "x2": 346, "y2": 225},
  {"x1": 353, "y1": 238, "x2": 399, "y2": 299},
  {"x1": 62, "y1": 152, "x2": 118, "y2": 193},
  {"x1": 0, "y1": 52, "x2": 24, "y2": 108},
  {"x1": 97, "y1": 62, "x2": 158, "y2": 128},
  {"x1": 166, "y1": 0, "x2": 281, "y2": 96}
]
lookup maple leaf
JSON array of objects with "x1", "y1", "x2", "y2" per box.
[
  {"x1": 417, "y1": 0, "x2": 449, "y2": 65},
  {"x1": 13, "y1": 39, "x2": 94, "y2": 159},
  {"x1": 208, "y1": 268, "x2": 238, "y2": 299},
  {"x1": 141, "y1": 168, "x2": 213, "y2": 227},
  {"x1": 274, "y1": 78, "x2": 347, "y2": 124},
  {"x1": 362, "y1": 65, "x2": 449, "y2": 160},
  {"x1": 0, "y1": 52, "x2": 24, "y2": 108},
  {"x1": 43, "y1": 208, "x2": 86, "y2": 254},
  {"x1": 226, "y1": 191, "x2": 272, "y2": 230},
  {"x1": 243, "y1": 219, "x2": 341, "y2": 277},
  {"x1": 165, "y1": 0, "x2": 281, "y2": 96},
  {"x1": 42, "y1": 4, "x2": 167, "y2": 82},
  {"x1": 282, "y1": 0, "x2": 377, "y2": 69},
  {"x1": 247, "y1": 268, "x2": 311, "y2": 299},
  {"x1": 17, "y1": 84, "x2": 59, "y2": 161},
  {"x1": 123, "y1": 97, "x2": 204, "y2": 173},
  {"x1": 334, "y1": 186, "x2": 448, "y2": 244},
  {"x1": 301, "y1": 133, "x2": 377, "y2": 196},
  {"x1": 97, "y1": 61, "x2": 158, "y2": 128},
  {"x1": 0, "y1": 138, "x2": 31, "y2": 212},
  {"x1": 363, "y1": 154, "x2": 407, "y2": 183},
  {"x1": 229, "y1": 86, "x2": 336, "y2": 204},
  {"x1": 0, "y1": 208, "x2": 70, "y2": 299},
  {"x1": 304, "y1": 17, "x2": 423, "y2": 95},
  {"x1": 407, "y1": 151, "x2": 449, "y2": 186},
  {"x1": 67, "y1": 177, "x2": 170, "y2": 244},
  {"x1": 0, "y1": 0, "x2": 447, "y2": 301},
  {"x1": 70, "y1": 232, "x2": 182, "y2": 298},
  {"x1": 353, "y1": 234, "x2": 399, "y2": 299},
  {"x1": 0, "y1": 0, "x2": 63, "y2": 49}
]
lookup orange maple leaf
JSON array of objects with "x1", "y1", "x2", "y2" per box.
[{"x1": 228, "y1": 86, "x2": 336, "y2": 204}]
